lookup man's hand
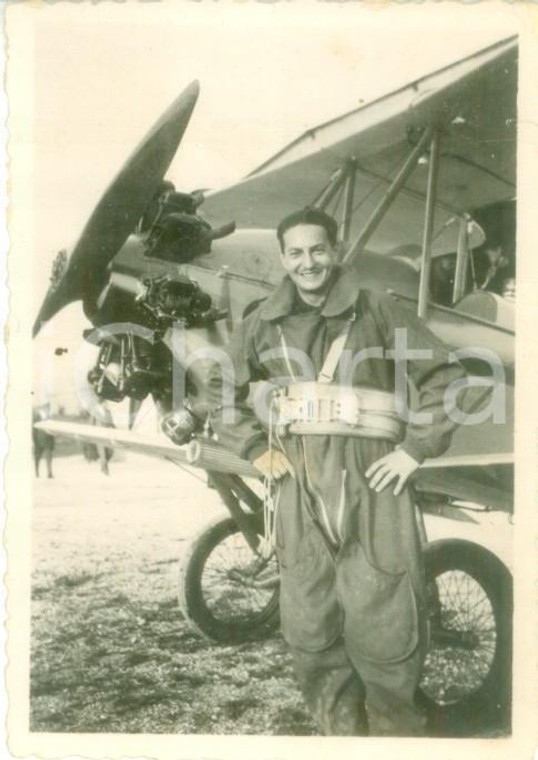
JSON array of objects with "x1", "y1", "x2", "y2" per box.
[
  {"x1": 365, "y1": 448, "x2": 420, "y2": 496},
  {"x1": 253, "y1": 450, "x2": 295, "y2": 480}
]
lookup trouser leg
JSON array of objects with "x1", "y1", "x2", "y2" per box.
[
  {"x1": 277, "y1": 508, "x2": 367, "y2": 736},
  {"x1": 276, "y1": 465, "x2": 426, "y2": 736},
  {"x1": 336, "y1": 541, "x2": 428, "y2": 737},
  {"x1": 289, "y1": 638, "x2": 368, "y2": 736},
  {"x1": 347, "y1": 639, "x2": 426, "y2": 736},
  {"x1": 99, "y1": 446, "x2": 109, "y2": 475},
  {"x1": 46, "y1": 450, "x2": 53, "y2": 478}
]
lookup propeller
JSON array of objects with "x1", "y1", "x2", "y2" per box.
[{"x1": 33, "y1": 80, "x2": 200, "y2": 337}]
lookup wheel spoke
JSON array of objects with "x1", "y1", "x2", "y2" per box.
[
  {"x1": 420, "y1": 554, "x2": 506, "y2": 707},
  {"x1": 200, "y1": 528, "x2": 278, "y2": 623}
]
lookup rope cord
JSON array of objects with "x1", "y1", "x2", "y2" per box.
[{"x1": 259, "y1": 395, "x2": 280, "y2": 559}]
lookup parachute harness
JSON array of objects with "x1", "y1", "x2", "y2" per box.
[
  {"x1": 258, "y1": 324, "x2": 298, "y2": 559},
  {"x1": 259, "y1": 395, "x2": 283, "y2": 560},
  {"x1": 259, "y1": 316, "x2": 360, "y2": 558}
]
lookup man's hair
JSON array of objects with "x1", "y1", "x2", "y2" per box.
[{"x1": 276, "y1": 207, "x2": 338, "y2": 251}]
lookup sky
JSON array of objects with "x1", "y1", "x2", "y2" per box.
[
  {"x1": 28, "y1": 4, "x2": 519, "y2": 293},
  {"x1": 7, "y1": 1, "x2": 521, "y2": 410}
]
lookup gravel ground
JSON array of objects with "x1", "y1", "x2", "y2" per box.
[
  {"x1": 31, "y1": 453, "x2": 314, "y2": 735},
  {"x1": 30, "y1": 452, "x2": 510, "y2": 737}
]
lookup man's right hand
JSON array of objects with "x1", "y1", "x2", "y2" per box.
[{"x1": 253, "y1": 450, "x2": 295, "y2": 480}]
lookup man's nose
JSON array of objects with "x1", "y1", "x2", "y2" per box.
[{"x1": 302, "y1": 250, "x2": 315, "y2": 267}]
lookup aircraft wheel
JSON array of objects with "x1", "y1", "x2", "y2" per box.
[
  {"x1": 419, "y1": 539, "x2": 512, "y2": 735},
  {"x1": 179, "y1": 514, "x2": 280, "y2": 642}
]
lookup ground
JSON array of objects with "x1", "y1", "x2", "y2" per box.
[
  {"x1": 31, "y1": 452, "x2": 315, "y2": 735},
  {"x1": 30, "y1": 450, "x2": 511, "y2": 737}
]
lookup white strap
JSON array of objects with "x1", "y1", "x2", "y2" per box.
[
  {"x1": 277, "y1": 313, "x2": 355, "y2": 384},
  {"x1": 276, "y1": 325, "x2": 298, "y2": 381},
  {"x1": 317, "y1": 314, "x2": 356, "y2": 384}
]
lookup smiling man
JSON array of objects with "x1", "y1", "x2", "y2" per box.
[
  {"x1": 208, "y1": 206, "x2": 467, "y2": 736},
  {"x1": 279, "y1": 216, "x2": 336, "y2": 299}
]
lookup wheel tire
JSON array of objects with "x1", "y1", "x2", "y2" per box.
[
  {"x1": 179, "y1": 514, "x2": 281, "y2": 643},
  {"x1": 419, "y1": 539, "x2": 512, "y2": 735}
]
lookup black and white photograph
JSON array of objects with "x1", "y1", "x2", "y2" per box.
[{"x1": 4, "y1": 3, "x2": 538, "y2": 758}]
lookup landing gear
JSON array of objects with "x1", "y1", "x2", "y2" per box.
[
  {"x1": 179, "y1": 523, "x2": 512, "y2": 733},
  {"x1": 419, "y1": 539, "x2": 512, "y2": 734},
  {"x1": 179, "y1": 514, "x2": 280, "y2": 643}
]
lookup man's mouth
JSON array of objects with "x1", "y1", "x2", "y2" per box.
[{"x1": 299, "y1": 270, "x2": 323, "y2": 279}]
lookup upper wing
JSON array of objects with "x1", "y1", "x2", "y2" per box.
[{"x1": 202, "y1": 37, "x2": 517, "y2": 256}]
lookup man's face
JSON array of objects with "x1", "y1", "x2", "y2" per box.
[
  {"x1": 280, "y1": 224, "x2": 337, "y2": 296},
  {"x1": 486, "y1": 246, "x2": 506, "y2": 267}
]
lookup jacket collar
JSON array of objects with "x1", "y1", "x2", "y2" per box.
[{"x1": 260, "y1": 265, "x2": 361, "y2": 321}]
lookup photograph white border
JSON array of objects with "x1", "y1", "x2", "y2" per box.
[{"x1": 4, "y1": 3, "x2": 538, "y2": 758}]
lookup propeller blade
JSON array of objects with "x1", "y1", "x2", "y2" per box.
[{"x1": 33, "y1": 80, "x2": 200, "y2": 337}]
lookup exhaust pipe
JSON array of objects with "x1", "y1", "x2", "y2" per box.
[{"x1": 186, "y1": 438, "x2": 259, "y2": 478}]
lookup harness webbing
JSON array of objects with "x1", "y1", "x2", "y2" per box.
[
  {"x1": 261, "y1": 314, "x2": 356, "y2": 556},
  {"x1": 317, "y1": 313, "x2": 356, "y2": 383}
]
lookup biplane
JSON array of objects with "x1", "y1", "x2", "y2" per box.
[{"x1": 34, "y1": 36, "x2": 516, "y2": 734}]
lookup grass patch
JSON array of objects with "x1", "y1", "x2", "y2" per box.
[{"x1": 53, "y1": 572, "x2": 95, "y2": 590}]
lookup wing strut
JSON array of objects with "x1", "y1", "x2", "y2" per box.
[
  {"x1": 312, "y1": 158, "x2": 358, "y2": 245},
  {"x1": 452, "y1": 216, "x2": 470, "y2": 304},
  {"x1": 342, "y1": 127, "x2": 433, "y2": 265},
  {"x1": 417, "y1": 131, "x2": 441, "y2": 318},
  {"x1": 341, "y1": 160, "x2": 357, "y2": 244},
  {"x1": 313, "y1": 166, "x2": 348, "y2": 209}
]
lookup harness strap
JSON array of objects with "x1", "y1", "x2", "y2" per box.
[
  {"x1": 276, "y1": 313, "x2": 356, "y2": 384},
  {"x1": 317, "y1": 313, "x2": 356, "y2": 384},
  {"x1": 262, "y1": 311, "x2": 356, "y2": 556},
  {"x1": 276, "y1": 325, "x2": 298, "y2": 381}
]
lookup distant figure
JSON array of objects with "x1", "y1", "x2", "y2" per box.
[
  {"x1": 430, "y1": 253, "x2": 457, "y2": 306},
  {"x1": 97, "y1": 436, "x2": 114, "y2": 476},
  {"x1": 472, "y1": 200, "x2": 515, "y2": 299},
  {"x1": 501, "y1": 276, "x2": 516, "y2": 302},
  {"x1": 80, "y1": 405, "x2": 114, "y2": 475},
  {"x1": 81, "y1": 436, "x2": 99, "y2": 464},
  {"x1": 32, "y1": 407, "x2": 55, "y2": 478},
  {"x1": 475, "y1": 244, "x2": 515, "y2": 297}
]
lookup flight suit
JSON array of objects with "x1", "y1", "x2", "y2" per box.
[{"x1": 207, "y1": 266, "x2": 466, "y2": 736}]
